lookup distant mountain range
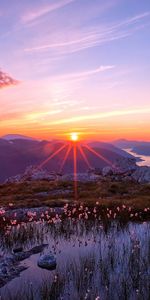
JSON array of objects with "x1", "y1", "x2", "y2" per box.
[
  {"x1": 87, "y1": 141, "x2": 133, "y2": 158},
  {"x1": 2, "y1": 134, "x2": 37, "y2": 141},
  {"x1": 0, "y1": 135, "x2": 137, "y2": 182},
  {"x1": 112, "y1": 139, "x2": 150, "y2": 156}
]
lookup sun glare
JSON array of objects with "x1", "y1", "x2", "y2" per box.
[{"x1": 70, "y1": 132, "x2": 79, "y2": 142}]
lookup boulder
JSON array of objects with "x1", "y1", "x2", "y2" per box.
[
  {"x1": 102, "y1": 166, "x2": 114, "y2": 176},
  {"x1": 132, "y1": 166, "x2": 150, "y2": 183},
  {"x1": 5, "y1": 166, "x2": 57, "y2": 183},
  {"x1": 37, "y1": 254, "x2": 56, "y2": 270},
  {"x1": 114, "y1": 157, "x2": 137, "y2": 174},
  {"x1": 0, "y1": 244, "x2": 48, "y2": 288},
  {"x1": 13, "y1": 247, "x2": 23, "y2": 253}
]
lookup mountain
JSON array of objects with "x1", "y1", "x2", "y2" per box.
[
  {"x1": 1, "y1": 134, "x2": 37, "y2": 141},
  {"x1": 0, "y1": 138, "x2": 138, "y2": 182},
  {"x1": 88, "y1": 141, "x2": 134, "y2": 158},
  {"x1": 112, "y1": 139, "x2": 150, "y2": 149},
  {"x1": 132, "y1": 145, "x2": 150, "y2": 156},
  {"x1": 112, "y1": 139, "x2": 150, "y2": 156}
]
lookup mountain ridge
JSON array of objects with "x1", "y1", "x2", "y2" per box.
[{"x1": 0, "y1": 138, "x2": 136, "y2": 183}]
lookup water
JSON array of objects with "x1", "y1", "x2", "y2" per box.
[
  {"x1": 0, "y1": 216, "x2": 150, "y2": 300},
  {"x1": 124, "y1": 148, "x2": 150, "y2": 166}
]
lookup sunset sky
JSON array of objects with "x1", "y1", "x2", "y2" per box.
[{"x1": 0, "y1": 0, "x2": 150, "y2": 141}]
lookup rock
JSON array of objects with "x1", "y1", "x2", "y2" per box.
[
  {"x1": 132, "y1": 166, "x2": 150, "y2": 183},
  {"x1": 14, "y1": 244, "x2": 49, "y2": 261},
  {"x1": 30, "y1": 245, "x2": 48, "y2": 254},
  {"x1": 114, "y1": 157, "x2": 137, "y2": 174},
  {"x1": 102, "y1": 166, "x2": 114, "y2": 176},
  {"x1": 5, "y1": 174, "x2": 22, "y2": 184},
  {"x1": 13, "y1": 247, "x2": 23, "y2": 253},
  {"x1": 122, "y1": 176, "x2": 133, "y2": 182},
  {"x1": 101, "y1": 158, "x2": 138, "y2": 178},
  {"x1": 0, "y1": 244, "x2": 48, "y2": 288},
  {"x1": 61, "y1": 173, "x2": 98, "y2": 182},
  {"x1": 37, "y1": 254, "x2": 56, "y2": 270},
  {"x1": 5, "y1": 166, "x2": 57, "y2": 183}
]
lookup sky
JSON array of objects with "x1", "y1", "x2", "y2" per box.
[{"x1": 0, "y1": 0, "x2": 150, "y2": 141}]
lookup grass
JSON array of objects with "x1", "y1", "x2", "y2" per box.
[
  {"x1": 0, "y1": 180, "x2": 150, "y2": 210},
  {"x1": 0, "y1": 220, "x2": 150, "y2": 299}
]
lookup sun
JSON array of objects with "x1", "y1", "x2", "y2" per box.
[{"x1": 70, "y1": 132, "x2": 79, "y2": 142}]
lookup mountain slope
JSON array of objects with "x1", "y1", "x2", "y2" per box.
[
  {"x1": 0, "y1": 138, "x2": 136, "y2": 182},
  {"x1": 113, "y1": 139, "x2": 150, "y2": 148},
  {"x1": 88, "y1": 141, "x2": 134, "y2": 158},
  {"x1": 1, "y1": 134, "x2": 37, "y2": 141}
]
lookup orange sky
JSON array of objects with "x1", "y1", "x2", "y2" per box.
[{"x1": 0, "y1": 0, "x2": 150, "y2": 142}]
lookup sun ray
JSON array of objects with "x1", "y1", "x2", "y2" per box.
[
  {"x1": 73, "y1": 142, "x2": 78, "y2": 199},
  {"x1": 83, "y1": 144, "x2": 114, "y2": 167},
  {"x1": 78, "y1": 144, "x2": 92, "y2": 169},
  {"x1": 37, "y1": 143, "x2": 67, "y2": 170},
  {"x1": 59, "y1": 143, "x2": 72, "y2": 172}
]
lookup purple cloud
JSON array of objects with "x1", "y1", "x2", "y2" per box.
[{"x1": 0, "y1": 70, "x2": 19, "y2": 89}]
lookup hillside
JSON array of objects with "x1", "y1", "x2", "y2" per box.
[
  {"x1": 0, "y1": 138, "x2": 135, "y2": 182},
  {"x1": 113, "y1": 139, "x2": 150, "y2": 155}
]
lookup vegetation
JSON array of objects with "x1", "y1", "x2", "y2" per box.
[
  {"x1": 0, "y1": 220, "x2": 150, "y2": 299},
  {"x1": 0, "y1": 179, "x2": 150, "y2": 210}
]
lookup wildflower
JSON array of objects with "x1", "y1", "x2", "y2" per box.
[
  {"x1": 93, "y1": 207, "x2": 97, "y2": 213},
  {"x1": 72, "y1": 208, "x2": 76, "y2": 214},
  {"x1": 79, "y1": 213, "x2": 82, "y2": 219},
  {"x1": 54, "y1": 275, "x2": 58, "y2": 282},
  {"x1": 10, "y1": 219, "x2": 17, "y2": 225},
  {"x1": 85, "y1": 213, "x2": 88, "y2": 219},
  {"x1": 0, "y1": 209, "x2": 5, "y2": 215}
]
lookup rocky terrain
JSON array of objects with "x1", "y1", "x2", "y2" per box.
[
  {"x1": 0, "y1": 157, "x2": 149, "y2": 216},
  {"x1": 5, "y1": 157, "x2": 150, "y2": 184}
]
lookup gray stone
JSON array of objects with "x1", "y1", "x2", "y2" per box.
[
  {"x1": 0, "y1": 244, "x2": 48, "y2": 288},
  {"x1": 37, "y1": 254, "x2": 56, "y2": 270},
  {"x1": 132, "y1": 166, "x2": 150, "y2": 183},
  {"x1": 114, "y1": 157, "x2": 137, "y2": 174},
  {"x1": 102, "y1": 166, "x2": 114, "y2": 176},
  {"x1": 13, "y1": 247, "x2": 23, "y2": 253}
]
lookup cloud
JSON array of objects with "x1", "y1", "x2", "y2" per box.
[
  {"x1": 51, "y1": 65, "x2": 115, "y2": 82},
  {"x1": 24, "y1": 11, "x2": 150, "y2": 55},
  {"x1": 22, "y1": 0, "x2": 75, "y2": 23},
  {"x1": 0, "y1": 70, "x2": 19, "y2": 89},
  {"x1": 48, "y1": 107, "x2": 150, "y2": 125},
  {"x1": 26, "y1": 109, "x2": 63, "y2": 122}
]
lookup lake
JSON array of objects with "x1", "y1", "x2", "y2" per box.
[
  {"x1": 124, "y1": 149, "x2": 150, "y2": 167},
  {"x1": 0, "y1": 209, "x2": 149, "y2": 300}
]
